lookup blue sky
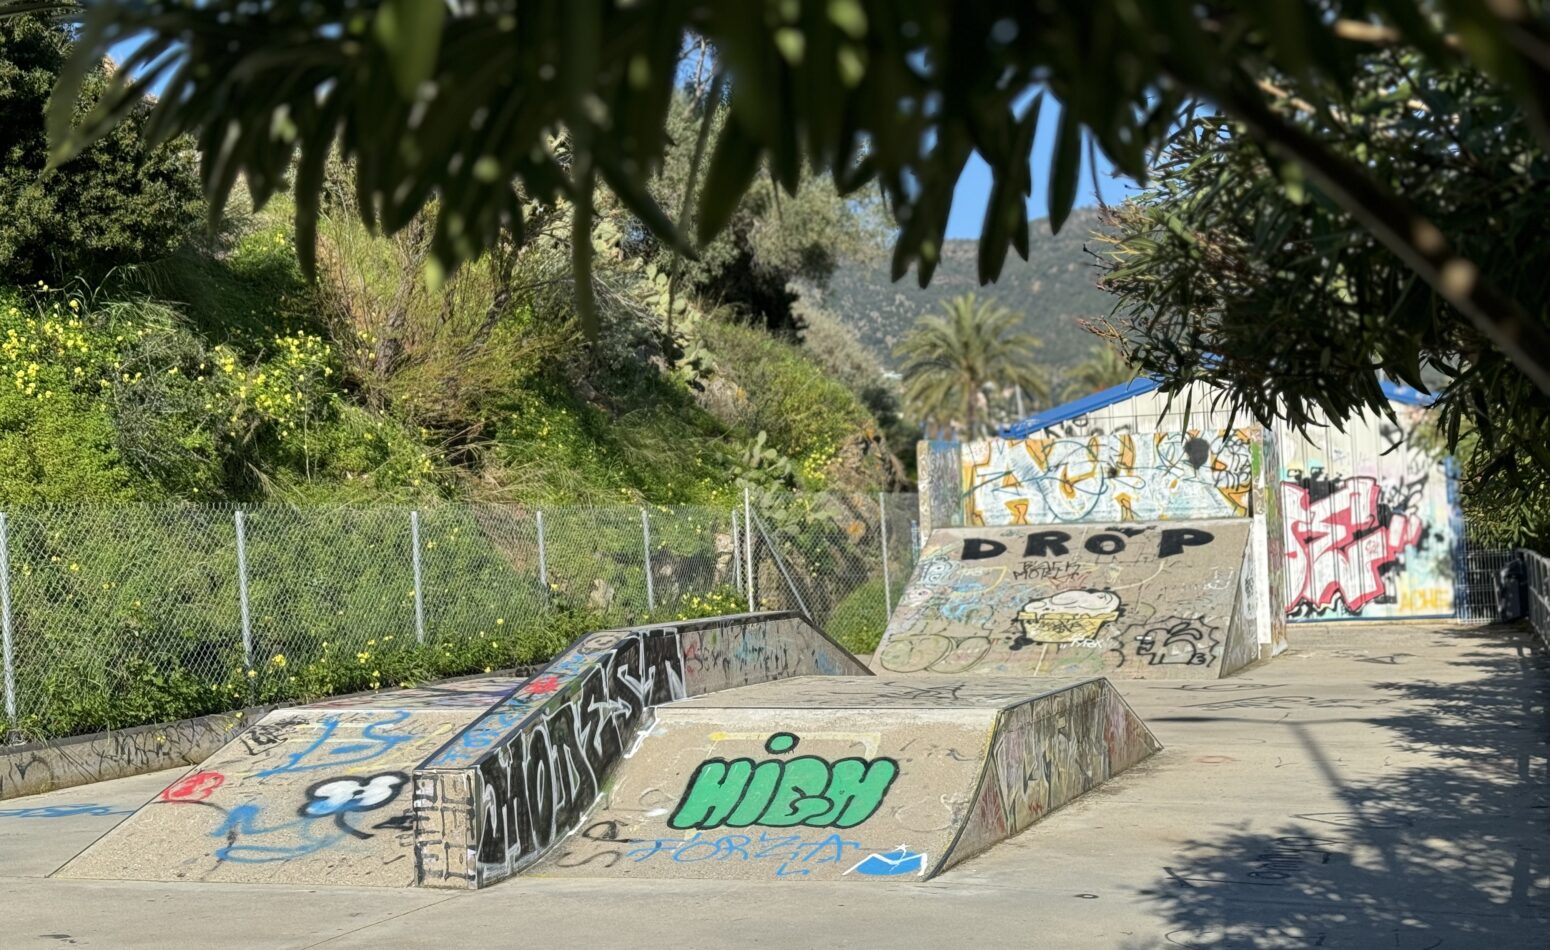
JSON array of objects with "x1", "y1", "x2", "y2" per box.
[
  {"x1": 945, "y1": 103, "x2": 1138, "y2": 241},
  {"x1": 946, "y1": 148, "x2": 1137, "y2": 240}
]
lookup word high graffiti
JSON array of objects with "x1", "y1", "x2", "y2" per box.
[
  {"x1": 1281, "y1": 476, "x2": 1426, "y2": 615},
  {"x1": 668, "y1": 733, "x2": 899, "y2": 831}
]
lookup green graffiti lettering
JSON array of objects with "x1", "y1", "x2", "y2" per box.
[
  {"x1": 725, "y1": 759, "x2": 783, "y2": 827},
  {"x1": 667, "y1": 759, "x2": 753, "y2": 830},
  {"x1": 668, "y1": 734, "x2": 900, "y2": 831},
  {"x1": 810, "y1": 757, "x2": 900, "y2": 828},
  {"x1": 758, "y1": 756, "x2": 834, "y2": 827}
]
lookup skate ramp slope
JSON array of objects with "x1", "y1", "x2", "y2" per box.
[
  {"x1": 413, "y1": 612, "x2": 870, "y2": 888},
  {"x1": 533, "y1": 675, "x2": 1159, "y2": 881},
  {"x1": 873, "y1": 520, "x2": 1259, "y2": 679},
  {"x1": 56, "y1": 676, "x2": 523, "y2": 886}
]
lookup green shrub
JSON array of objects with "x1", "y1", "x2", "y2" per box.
[
  {"x1": 825, "y1": 575, "x2": 890, "y2": 656},
  {"x1": 699, "y1": 319, "x2": 871, "y2": 487},
  {"x1": 0, "y1": 15, "x2": 201, "y2": 284}
]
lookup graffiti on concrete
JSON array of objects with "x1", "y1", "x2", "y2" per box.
[
  {"x1": 254, "y1": 709, "x2": 416, "y2": 778},
  {"x1": 846, "y1": 846, "x2": 929, "y2": 876},
  {"x1": 414, "y1": 612, "x2": 868, "y2": 888},
  {"x1": 624, "y1": 831, "x2": 866, "y2": 877},
  {"x1": 667, "y1": 733, "x2": 900, "y2": 831},
  {"x1": 1133, "y1": 617, "x2": 1221, "y2": 667},
  {"x1": 875, "y1": 523, "x2": 1251, "y2": 678},
  {"x1": 1281, "y1": 474, "x2": 1445, "y2": 618},
  {"x1": 961, "y1": 430, "x2": 1255, "y2": 526},
  {"x1": 160, "y1": 770, "x2": 226, "y2": 803},
  {"x1": 0, "y1": 803, "x2": 134, "y2": 818},
  {"x1": 466, "y1": 629, "x2": 683, "y2": 880},
  {"x1": 211, "y1": 770, "x2": 408, "y2": 863}
]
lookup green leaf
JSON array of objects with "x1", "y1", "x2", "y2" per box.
[
  {"x1": 696, "y1": 119, "x2": 763, "y2": 246},
  {"x1": 1048, "y1": 104, "x2": 1082, "y2": 233},
  {"x1": 375, "y1": 0, "x2": 447, "y2": 98}
]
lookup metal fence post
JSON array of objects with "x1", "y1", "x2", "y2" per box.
[
  {"x1": 878, "y1": 492, "x2": 892, "y2": 620},
  {"x1": 730, "y1": 508, "x2": 742, "y2": 592},
  {"x1": 743, "y1": 484, "x2": 755, "y2": 612},
  {"x1": 0, "y1": 513, "x2": 16, "y2": 731},
  {"x1": 748, "y1": 506, "x2": 812, "y2": 622},
  {"x1": 234, "y1": 509, "x2": 253, "y2": 669},
  {"x1": 410, "y1": 510, "x2": 426, "y2": 644},
  {"x1": 641, "y1": 508, "x2": 655, "y2": 611},
  {"x1": 536, "y1": 509, "x2": 549, "y2": 608}
]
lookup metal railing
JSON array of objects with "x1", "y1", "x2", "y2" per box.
[
  {"x1": 1526, "y1": 551, "x2": 1550, "y2": 650},
  {"x1": 0, "y1": 494, "x2": 919, "y2": 742}
]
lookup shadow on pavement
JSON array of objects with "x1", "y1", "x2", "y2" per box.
[{"x1": 1127, "y1": 626, "x2": 1550, "y2": 949}]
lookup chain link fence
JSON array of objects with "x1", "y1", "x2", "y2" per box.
[{"x1": 0, "y1": 493, "x2": 920, "y2": 743}]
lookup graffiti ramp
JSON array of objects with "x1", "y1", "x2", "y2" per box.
[
  {"x1": 872, "y1": 520, "x2": 1260, "y2": 678},
  {"x1": 531, "y1": 675, "x2": 1158, "y2": 882},
  {"x1": 53, "y1": 677, "x2": 524, "y2": 886}
]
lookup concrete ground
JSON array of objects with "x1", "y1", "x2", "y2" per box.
[{"x1": 1, "y1": 623, "x2": 1545, "y2": 949}]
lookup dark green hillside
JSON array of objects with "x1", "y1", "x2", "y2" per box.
[{"x1": 818, "y1": 208, "x2": 1113, "y2": 371}]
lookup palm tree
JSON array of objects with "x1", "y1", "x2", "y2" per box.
[
  {"x1": 894, "y1": 293, "x2": 1047, "y2": 438},
  {"x1": 1061, "y1": 343, "x2": 1136, "y2": 400}
]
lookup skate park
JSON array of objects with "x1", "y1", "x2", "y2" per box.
[{"x1": 4, "y1": 414, "x2": 1548, "y2": 945}]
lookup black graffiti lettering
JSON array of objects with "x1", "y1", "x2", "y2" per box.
[
  {"x1": 1084, "y1": 533, "x2": 1126, "y2": 556},
  {"x1": 962, "y1": 538, "x2": 1008, "y2": 560},
  {"x1": 473, "y1": 628, "x2": 688, "y2": 877},
  {"x1": 1022, "y1": 531, "x2": 1070, "y2": 557},
  {"x1": 1158, "y1": 528, "x2": 1215, "y2": 558}
]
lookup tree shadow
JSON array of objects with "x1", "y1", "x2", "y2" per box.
[{"x1": 1128, "y1": 625, "x2": 1550, "y2": 949}]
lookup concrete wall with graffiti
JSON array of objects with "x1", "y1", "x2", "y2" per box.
[
  {"x1": 871, "y1": 521, "x2": 1259, "y2": 679},
  {"x1": 1272, "y1": 402, "x2": 1462, "y2": 621},
  {"x1": 926, "y1": 430, "x2": 1258, "y2": 528},
  {"x1": 413, "y1": 611, "x2": 870, "y2": 888}
]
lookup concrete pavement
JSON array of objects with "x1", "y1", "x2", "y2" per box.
[{"x1": 1, "y1": 623, "x2": 1545, "y2": 948}]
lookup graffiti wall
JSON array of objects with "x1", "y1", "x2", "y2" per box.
[
  {"x1": 958, "y1": 430, "x2": 1257, "y2": 527},
  {"x1": 870, "y1": 521, "x2": 1258, "y2": 679},
  {"x1": 413, "y1": 612, "x2": 870, "y2": 888},
  {"x1": 1274, "y1": 404, "x2": 1460, "y2": 621}
]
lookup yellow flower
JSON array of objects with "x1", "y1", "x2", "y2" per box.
[{"x1": 270, "y1": 654, "x2": 287, "y2": 668}]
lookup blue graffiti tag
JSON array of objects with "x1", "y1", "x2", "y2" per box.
[
  {"x1": 847, "y1": 846, "x2": 929, "y2": 876},
  {"x1": 0, "y1": 804, "x2": 133, "y2": 819},
  {"x1": 624, "y1": 831, "x2": 864, "y2": 877},
  {"x1": 254, "y1": 709, "x2": 415, "y2": 777}
]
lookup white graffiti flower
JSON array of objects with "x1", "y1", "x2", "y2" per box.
[{"x1": 302, "y1": 773, "x2": 405, "y2": 817}]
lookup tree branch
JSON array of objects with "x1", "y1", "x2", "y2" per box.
[{"x1": 1219, "y1": 81, "x2": 1550, "y2": 395}]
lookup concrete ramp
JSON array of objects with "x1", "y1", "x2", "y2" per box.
[
  {"x1": 56, "y1": 676, "x2": 522, "y2": 886},
  {"x1": 414, "y1": 612, "x2": 868, "y2": 888},
  {"x1": 873, "y1": 520, "x2": 1259, "y2": 678},
  {"x1": 533, "y1": 676, "x2": 1159, "y2": 881}
]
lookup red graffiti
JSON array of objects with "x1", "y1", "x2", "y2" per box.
[
  {"x1": 160, "y1": 770, "x2": 225, "y2": 802},
  {"x1": 522, "y1": 674, "x2": 563, "y2": 696},
  {"x1": 1281, "y1": 477, "x2": 1425, "y2": 615}
]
